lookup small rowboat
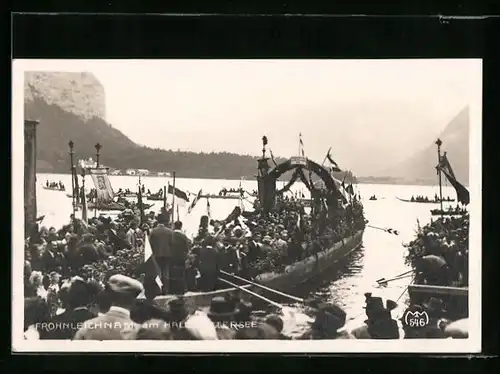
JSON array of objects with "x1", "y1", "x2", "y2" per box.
[
  {"x1": 397, "y1": 197, "x2": 455, "y2": 204},
  {"x1": 152, "y1": 229, "x2": 364, "y2": 309},
  {"x1": 116, "y1": 193, "x2": 138, "y2": 198},
  {"x1": 200, "y1": 194, "x2": 243, "y2": 200},
  {"x1": 43, "y1": 186, "x2": 65, "y2": 192},
  {"x1": 88, "y1": 202, "x2": 127, "y2": 211},
  {"x1": 430, "y1": 209, "x2": 467, "y2": 216},
  {"x1": 146, "y1": 195, "x2": 164, "y2": 201}
]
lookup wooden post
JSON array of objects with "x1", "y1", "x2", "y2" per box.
[
  {"x1": 171, "y1": 171, "x2": 176, "y2": 228},
  {"x1": 24, "y1": 119, "x2": 39, "y2": 238},
  {"x1": 436, "y1": 138, "x2": 444, "y2": 217}
]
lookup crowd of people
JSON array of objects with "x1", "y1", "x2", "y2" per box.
[
  {"x1": 405, "y1": 214, "x2": 469, "y2": 288},
  {"x1": 23, "y1": 191, "x2": 469, "y2": 340}
]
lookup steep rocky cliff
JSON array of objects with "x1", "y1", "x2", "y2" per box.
[{"x1": 25, "y1": 72, "x2": 106, "y2": 121}]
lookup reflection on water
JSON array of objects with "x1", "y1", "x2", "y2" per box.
[{"x1": 33, "y1": 173, "x2": 459, "y2": 336}]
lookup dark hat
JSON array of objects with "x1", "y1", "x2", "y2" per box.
[
  {"x1": 47, "y1": 233, "x2": 58, "y2": 243},
  {"x1": 422, "y1": 297, "x2": 446, "y2": 313},
  {"x1": 207, "y1": 296, "x2": 239, "y2": 319},
  {"x1": 167, "y1": 297, "x2": 188, "y2": 321}
]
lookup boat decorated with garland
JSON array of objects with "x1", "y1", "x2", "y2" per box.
[{"x1": 152, "y1": 136, "x2": 366, "y2": 308}]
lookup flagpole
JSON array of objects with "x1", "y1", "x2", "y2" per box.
[
  {"x1": 436, "y1": 138, "x2": 444, "y2": 216},
  {"x1": 321, "y1": 147, "x2": 332, "y2": 166},
  {"x1": 171, "y1": 171, "x2": 176, "y2": 228}
]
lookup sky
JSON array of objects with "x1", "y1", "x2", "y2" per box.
[{"x1": 16, "y1": 59, "x2": 481, "y2": 176}]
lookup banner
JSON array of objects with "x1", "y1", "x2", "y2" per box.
[{"x1": 88, "y1": 168, "x2": 114, "y2": 203}]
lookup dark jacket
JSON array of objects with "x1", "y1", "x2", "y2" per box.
[
  {"x1": 171, "y1": 230, "x2": 190, "y2": 265},
  {"x1": 45, "y1": 307, "x2": 97, "y2": 340},
  {"x1": 41, "y1": 250, "x2": 62, "y2": 273},
  {"x1": 197, "y1": 246, "x2": 220, "y2": 275},
  {"x1": 149, "y1": 224, "x2": 175, "y2": 258}
]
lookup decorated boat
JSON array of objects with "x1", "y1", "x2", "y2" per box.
[
  {"x1": 152, "y1": 137, "x2": 366, "y2": 309},
  {"x1": 369, "y1": 195, "x2": 377, "y2": 201},
  {"x1": 154, "y1": 230, "x2": 364, "y2": 310}
]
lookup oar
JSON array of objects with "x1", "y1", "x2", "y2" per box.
[
  {"x1": 218, "y1": 277, "x2": 284, "y2": 309},
  {"x1": 377, "y1": 274, "x2": 413, "y2": 286},
  {"x1": 367, "y1": 224, "x2": 399, "y2": 235},
  {"x1": 376, "y1": 270, "x2": 413, "y2": 284},
  {"x1": 220, "y1": 270, "x2": 305, "y2": 304}
]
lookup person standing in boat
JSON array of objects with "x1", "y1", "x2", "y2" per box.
[
  {"x1": 149, "y1": 213, "x2": 175, "y2": 295},
  {"x1": 169, "y1": 220, "x2": 190, "y2": 295},
  {"x1": 196, "y1": 235, "x2": 220, "y2": 292}
]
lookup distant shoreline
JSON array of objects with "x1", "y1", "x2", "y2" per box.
[{"x1": 37, "y1": 171, "x2": 469, "y2": 187}]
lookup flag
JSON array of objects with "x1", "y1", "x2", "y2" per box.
[
  {"x1": 188, "y1": 189, "x2": 202, "y2": 213},
  {"x1": 346, "y1": 184, "x2": 354, "y2": 195},
  {"x1": 141, "y1": 234, "x2": 163, "y2": 289},
  {"x1": 299, "y1": 133, "x2": 305, "y2": 157},
  {"x1": 440, "y1": 168, "x2": 470, "y2": 205},
  {"x1": 437, "y1": 153, "x2": 470, "y2": 205},
  {"x1": 326, "y1": 148, "x2": 342, "y2": 172},
  {"x1": 206, "y1": 198, "x2": 211, "y2": 218},
  {"x1": 262, "y1": 135, "x2": 268, "y2": 146},
  {"x1": 436, "y1": 152, "x2": 456, "y2": 180},
  {"x1": 168, "y1": 184, "x2": 189, "y2": 202},
  {"x1": 81, "y1": 186, "x2": 88, "y2": 223},
  {"x1": 88, "y1": 168, "x2": 114, "y2": 203}
]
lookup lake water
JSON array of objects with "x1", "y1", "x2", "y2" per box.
[{"x1": 35, "y1": 173, "x2": 459, "y2": 336}]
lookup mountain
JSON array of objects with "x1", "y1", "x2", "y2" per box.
[
  {"x1": 25, "y1": 71, "x2": 353, "y2": 182},
  {"x1": 380, "y1": 106, "x2": 469, "y2": 185}
]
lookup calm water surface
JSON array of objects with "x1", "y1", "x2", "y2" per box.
[{"x1": 36, "y1": 173, "x2": 458, "y2": 336}]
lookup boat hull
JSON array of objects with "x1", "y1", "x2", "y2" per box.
[
  {"x1": 200, "y1": 194, "x2": 242, "y2": 200},
  {"x1": 146, "y1": 196, "x2": 164, "y2": 201},
  {"x1": 408, "y1": 284, "x2": 469, "y2": 320},
  {"x1": 397, "y1": 197, "x2": 454, "y2": 204},
  {"x1": 153, "y1": 229, "x2": 364, "y2": 310},
  {"x1": 43, "y1": 186, "x2": 65, "y2": 192},
  {"x1": 430, "y1": 210, "x2": 467, "y2": 216}
]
